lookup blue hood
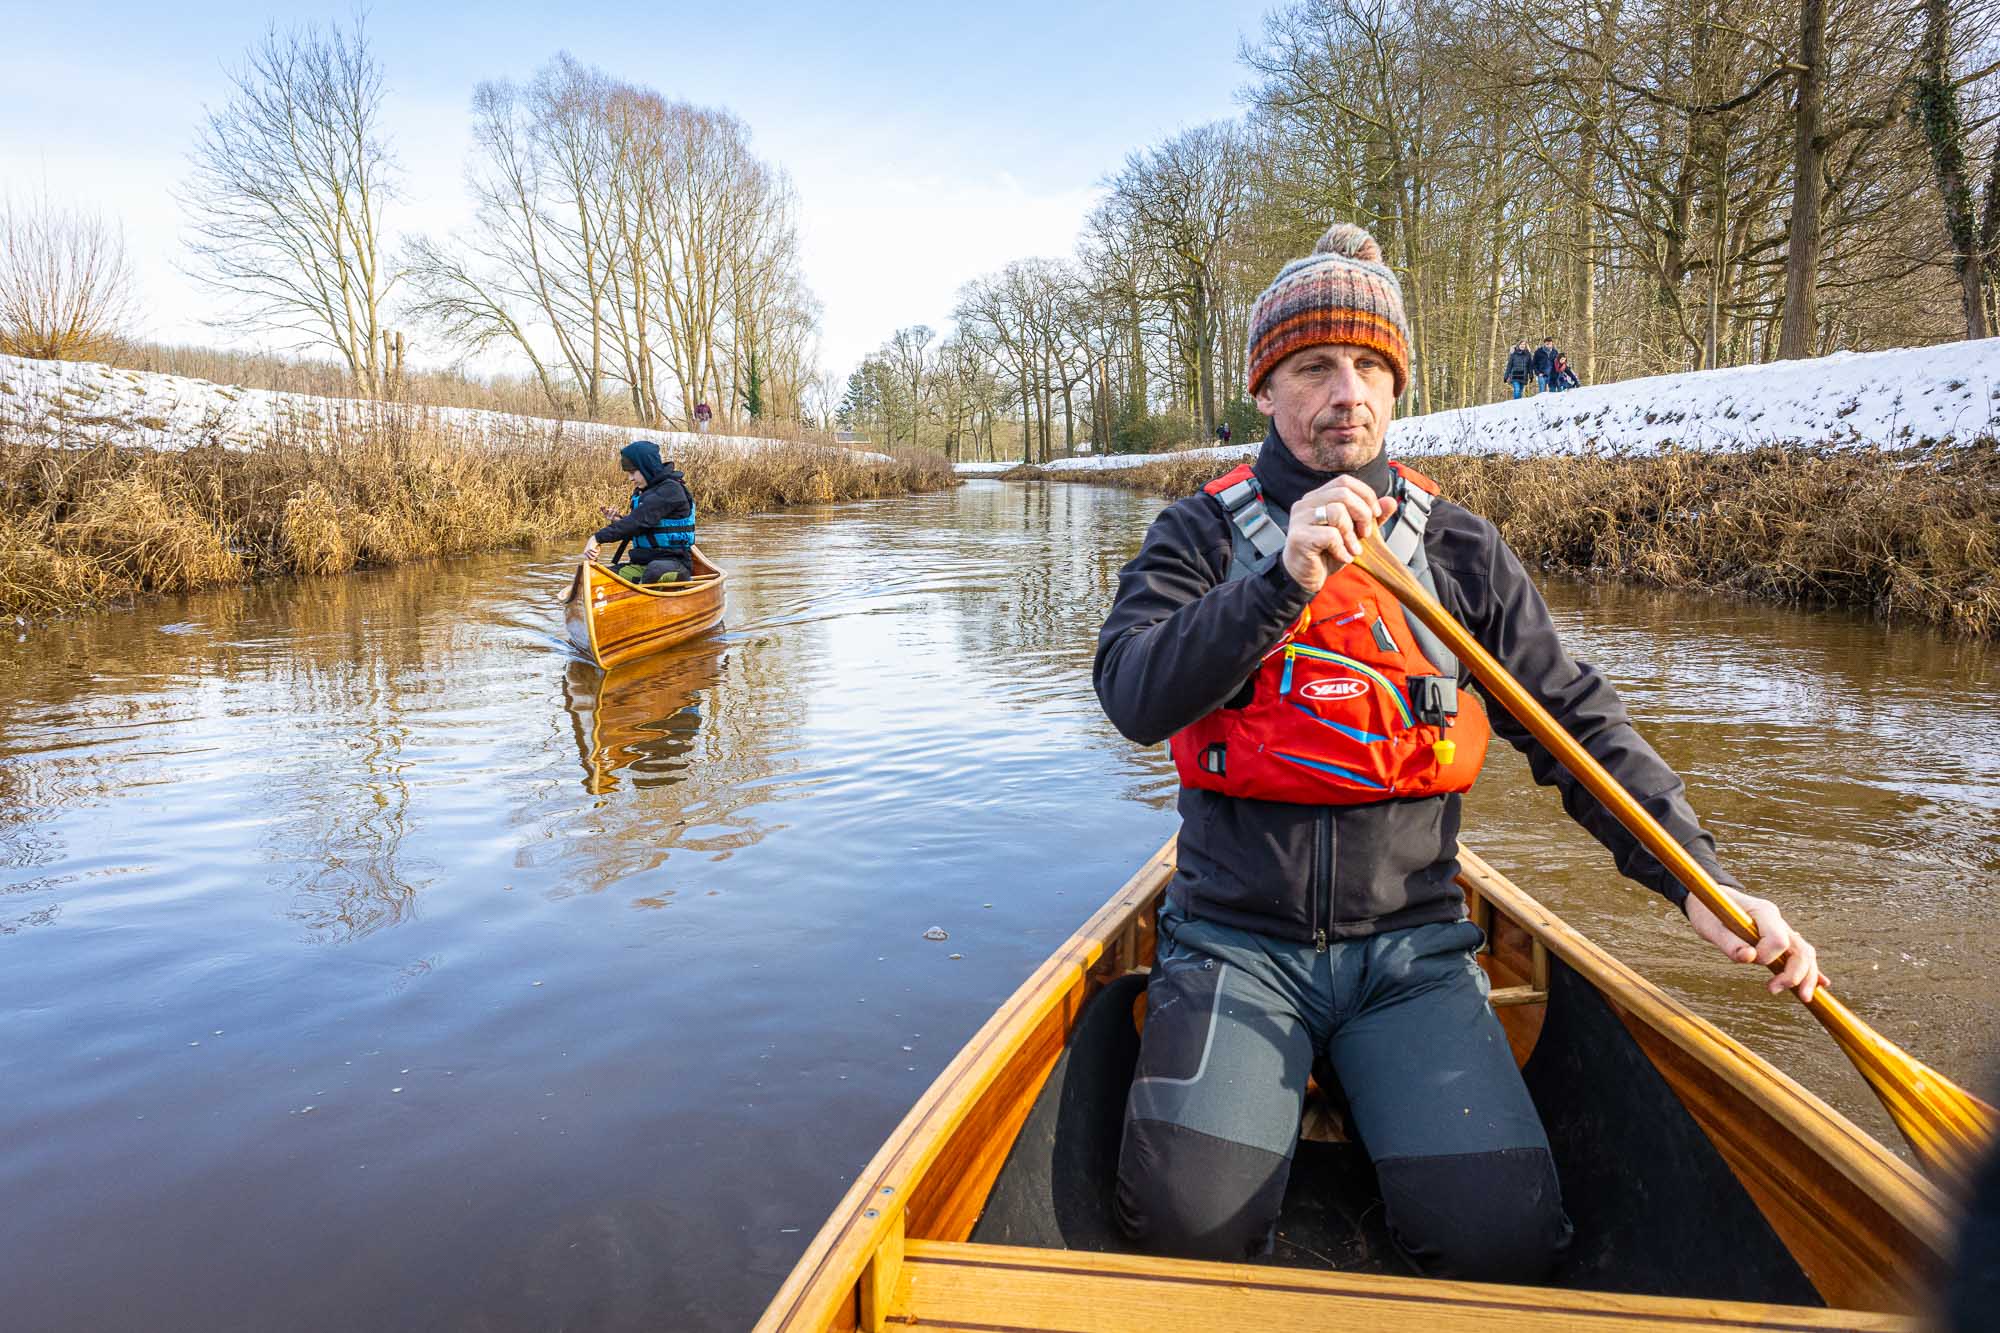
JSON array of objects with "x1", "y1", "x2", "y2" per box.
[{"x1": 619, "y1": 440, "x2": 669, "y2": 486}]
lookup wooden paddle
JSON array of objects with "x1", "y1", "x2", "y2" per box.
[{"x1": 1354, "y1": 532, "x2": 1997, "y2": 1191}]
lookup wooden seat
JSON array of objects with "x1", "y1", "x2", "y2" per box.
[{"x1": 882, "y1": 1240, "x2": 1916, "y2": 1332}]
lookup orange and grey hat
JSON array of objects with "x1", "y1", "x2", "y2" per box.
[{"x1": 1245, "y1": 222, "x2": 1410, "y2": 398}]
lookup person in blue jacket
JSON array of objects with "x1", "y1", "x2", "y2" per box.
[
  {"x1": 1532, "y1": 336, "x2": 1559, "y2": 393},
  {"x1": 583, "y1": 440, "x2": 696, "y2": 583}
]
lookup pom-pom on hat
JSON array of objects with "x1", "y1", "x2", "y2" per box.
[{"x1": 1246, "y1": 222, "x2": 1410, "y2": 398}]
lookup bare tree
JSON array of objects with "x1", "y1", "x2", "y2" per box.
[
  {"x1": 407, "y1": 55, "x2": 819, "y2": 426},
  {"x1": 1106, "y1": 122, "x2": 1250, "y2": 433},
  {"x1": 0, "y1": 191, "x2": 137, "y2": 361},
  {"x1": 182, "y1": 15, "x2": 399, "y2": 394}
]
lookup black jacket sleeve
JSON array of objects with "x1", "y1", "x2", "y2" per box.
[
  {"x1": 1094, "y1": 499, "x2": 1313, "y2": 746},
  {"x1": 1445, "y1": 518, "x2": 1740, "y2": 908},
  {"x1": 594, "y1": 480, "x2": 690, "y2": 543}
]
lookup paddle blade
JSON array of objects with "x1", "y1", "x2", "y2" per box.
[{"x1": 1814, "y1": 988, "x2": 1999, "y2": 1190}]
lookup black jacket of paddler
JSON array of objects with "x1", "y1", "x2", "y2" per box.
[
  {"x1": 1093, "y1": 428, "x2": 1739, "y2": 945},
  {"x1": 595, "y1": 441, "x2": 694, "y2": 556}
]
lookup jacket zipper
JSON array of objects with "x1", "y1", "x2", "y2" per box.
[{"x1": 1314, "y1": 810, "x2": 1331, "y2": 952}]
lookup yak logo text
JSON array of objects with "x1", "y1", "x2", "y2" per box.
[{"x1": 1299, "y1": 678, "x2": 1369, "y2": 701}]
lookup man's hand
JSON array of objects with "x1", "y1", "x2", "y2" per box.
[
  {"x1": 1685, "y1": 888, "x2": 1821, "y2": 1002},
  {"x1": 1283, "y1": 477, "x2": 1397, "y2": 596},
  {"x1": 583, "y1": 539, "x2": 601, "y2": 563}
]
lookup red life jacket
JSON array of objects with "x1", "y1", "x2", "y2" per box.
[{"x1": 1168, "y1": 461, "x2": 1492, "y2": 806}]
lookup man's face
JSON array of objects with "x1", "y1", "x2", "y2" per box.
[
  {"x1": 625, "y1": 469, "x2": 643, "y2": 492},
  {"x1": 1253, "y1": 344, "x2": 1396, "y2": 473}
]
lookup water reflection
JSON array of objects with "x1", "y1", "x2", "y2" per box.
[{"x1": 562, "y1": 646, "x2": 728, "y2": 796}]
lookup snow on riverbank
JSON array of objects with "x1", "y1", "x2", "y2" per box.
[
  {"x1": 0, "y1": 352, "x2": 868, "y2": 458},
  {"x1": 956, "y1": 339, "x2": 2000, "y2": 474}
]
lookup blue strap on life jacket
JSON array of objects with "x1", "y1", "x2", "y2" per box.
[{"x1": 629, "y1": 491, "x2": 697, "y2": 554}]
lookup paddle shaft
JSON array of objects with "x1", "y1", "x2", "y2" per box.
[
  {"x1": 1354, "y1": 532, "x2": 1996, "y2": 1183},
  {"x1": 1355, "y1": 538, "x2": 1769, "y2": 942}
]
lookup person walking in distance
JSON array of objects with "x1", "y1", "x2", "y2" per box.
[
  {"x1": 693, "y1": 401, "x2": 713, "y2": 434},
  {"x1": 1502, "y1": 340, "x2": 1533, "y2": 400},
  {"x1": 1532, "y1": 336, "x2": 1558, "y2": 393},
  {"x1": 1093, "y1": 222, "x2": 1821, "y2": 1280}
]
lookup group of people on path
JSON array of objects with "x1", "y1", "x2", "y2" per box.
[{"x1": 1503, "y1": 336, "x2": 1579, "y2": 399}]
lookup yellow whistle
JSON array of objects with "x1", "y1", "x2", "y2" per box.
[{"x1": 1433, "y1": 739, "x2": 1457, "y2": 766}]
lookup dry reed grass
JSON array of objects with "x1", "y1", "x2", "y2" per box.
[
  {"x1": 1057, "y1": 443, "x2": 2000, "y2": 637},
  {"x1": 0, "y1": 410, "x2": 952, "y2": 620}
]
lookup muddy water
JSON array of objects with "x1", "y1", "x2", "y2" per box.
[{"x1": 1, "y1": 480, "x2": 1994, "y2": 1331}]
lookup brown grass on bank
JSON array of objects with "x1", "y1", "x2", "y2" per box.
[
  {"x1": 0, "y1": 413, "x2": 952, "y2": 620},
  {"x1": 1054, "y1": 443, "x2": 2000, "y2": 637}
]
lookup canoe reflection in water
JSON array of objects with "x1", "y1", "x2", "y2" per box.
[{"x1": 562, "y1": 643, "x2": 727, "y2": 795}]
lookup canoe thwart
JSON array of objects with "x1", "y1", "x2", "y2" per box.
[{"x1": 887, "y1": 1239, "x2": 1917, "y2": 1332}]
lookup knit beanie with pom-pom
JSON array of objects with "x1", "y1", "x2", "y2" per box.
[{"x1": 1245, "y1": 222, "x2": 1410, "y2": 398}]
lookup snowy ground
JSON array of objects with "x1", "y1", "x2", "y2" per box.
[
  {"x1": 956, "y1": 339, "x2": 2000, "y2": 474},
  {"x1": 0, "y1": 353, "x2": 863, "y2": 458}
]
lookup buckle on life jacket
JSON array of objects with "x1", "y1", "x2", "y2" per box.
[
  {"x1": 1200, "y1": 743, "x2": 1227, "y2": 776},
  {"x1": 1408, "y1": 675, "x2": 1459, "y2": 725}
]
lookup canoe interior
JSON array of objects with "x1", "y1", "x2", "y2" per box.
[
  {"x1": 753, "y1": 840, "x2": 1952, "y2": 1332},
  {"x1": 563, "y1": 546, "x2": 725, "y2": 669}
]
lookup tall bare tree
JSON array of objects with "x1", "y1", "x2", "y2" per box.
[{"x1": 182, "y1": 16, "x2": 399, "y2": 394}]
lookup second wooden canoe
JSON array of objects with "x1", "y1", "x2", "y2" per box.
[{"x1": 563, "y1": 546, "x2": 725, "y2": 669}]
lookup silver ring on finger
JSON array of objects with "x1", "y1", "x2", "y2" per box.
[{"x1": 1313, "y1": 504, "x2": 1328, "y2": 524}]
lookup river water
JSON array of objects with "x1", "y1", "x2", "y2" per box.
[{"x1": 2, "y1": 479, "x2": 1995, "y2": 1331}]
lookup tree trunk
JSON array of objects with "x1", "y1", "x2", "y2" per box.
[
  {"x1": 1913, "y1": 0, "x2": 1993, "y2": 339},
  {"x1": 1778, "y1": 0, "x2": 1826, "y2": 359}
]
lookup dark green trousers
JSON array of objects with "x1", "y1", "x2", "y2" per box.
[{"x1": 1116, "y1": 902, "x2": 1572, "y2": 1279}]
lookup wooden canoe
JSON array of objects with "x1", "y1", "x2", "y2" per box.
[
  {"x1": 562, "y1": 546, "x2": 724, "y2": 669},
  {"x1": 754, "y1": 838, "x2": 1955, "y2": 1332}
]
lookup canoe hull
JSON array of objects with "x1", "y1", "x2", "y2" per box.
[{"x1": 563, "y1": 547, "x2": 724, "y2": 669}]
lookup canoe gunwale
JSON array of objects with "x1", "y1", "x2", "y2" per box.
[{"x1": 751, "y1": 838, "x2": 1952, "y2": 1330}]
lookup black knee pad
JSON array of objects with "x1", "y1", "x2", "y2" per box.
[
  {"x1": 1116, "y1": 1117, "x2": 1291, "y2": 1262},
  {"x1": 1375, "y1": 1147, "x2": 1572, "y2": 1283}
]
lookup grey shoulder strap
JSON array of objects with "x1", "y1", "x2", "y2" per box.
[
  {"x1": 1217, "y1": 469, "x2": 1463, "y2": 689},
  {"x1": 1213, "y1": 473, "x2": 1288, "y2": 577}
]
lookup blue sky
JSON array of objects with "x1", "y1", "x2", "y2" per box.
[{"x1": 3, "y1": 2, "x2": 1275, "y2": 376}]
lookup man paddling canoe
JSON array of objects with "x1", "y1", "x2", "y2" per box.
[
  {"x1": 584, "y1": 440, "x2": 697, "y2": 584},
  {"x1": 1093, "y1": 222, "x2": 1822, "y2": 1281}
]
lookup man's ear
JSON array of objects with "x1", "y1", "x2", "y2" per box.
[{"x1": 1252, "y1": 383, "x2": 1276, "y2": 417}]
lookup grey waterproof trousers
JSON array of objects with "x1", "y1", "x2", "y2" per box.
[{"x1": 1116, "y1": 904, "x2": 1573, "y2": 1281}]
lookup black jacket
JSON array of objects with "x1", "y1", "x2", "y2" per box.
[
  {"x1": 595, "y1": 441, "x2": 694, "y2": 555},
  {"x1": 1504, "y1": 348, "x2": 1533, "y2": 382},
  {"x1": 1093, "y1": 430, "x2": 1738, "y2": 945},
  {"x1": 1532, "y1": 345, "x2": 1557, "y2": 377}
]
